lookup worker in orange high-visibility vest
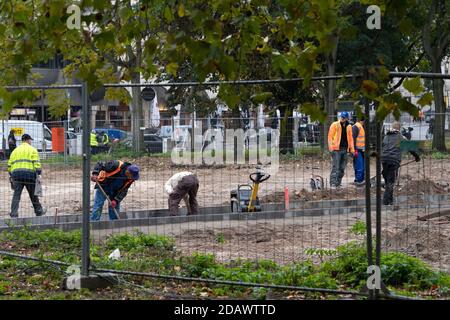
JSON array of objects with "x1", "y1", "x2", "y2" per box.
[
  {"x1": 328, "y1": 112, "x2": 355, "y2": 188},
  {"x1": 352, "y1": 116, "x2": 365, "y2": 185}
]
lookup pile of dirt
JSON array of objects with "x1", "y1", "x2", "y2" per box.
[
  {"x1": 383, "y1": 224, "x2": 450, "y2": 270},
  {"x1": 260, "y1": 187, "x2": 366, "y2": 203},
  {"x1": 397, "y1": 177, "x2": 449, "y2": 195}
]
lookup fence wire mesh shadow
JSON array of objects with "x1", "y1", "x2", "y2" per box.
[{"x1": 0, "y1": 79, "x2": 450, "y2": 299}]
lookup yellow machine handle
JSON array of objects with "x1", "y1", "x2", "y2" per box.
[{"x1": 247, "y1": 183, "x2": 259, "y2": 212}]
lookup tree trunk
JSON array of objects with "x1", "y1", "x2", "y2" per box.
[
  {"x1": 131, "y1": 71, "x2": 144, "y2": 154},
  {"x1": 431, "y1": 62, "x2": 447, "y2": 151},
  {"x1": 422, "y1": 0, "x2": 448, "y2": 152},
  {"x1": 322, "y1": 34, "x2": 339, "y2": 151},
  {"x1": 279, "y1": 107, "x2": 293, "y2": 154},
  {"x1": 128, "y1": 37, "x2": 144, "y2": 154}
]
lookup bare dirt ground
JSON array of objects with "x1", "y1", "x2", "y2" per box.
[
  {"x1": 2, "y1": 155, "x2": 450, "y2": 273},
  {"x1": 91, "y1": 207, "x2": 450, "y2": 273},
  {"x1": 1, "y1": 155, "x2": 448, "y2": 217}
]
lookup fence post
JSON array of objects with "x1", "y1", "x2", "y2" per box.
[
  {"x1": 374, "y1": 105, "x2": 383, "y2": 299},
  {"x1": 364, "y1": 95, "x2": 374, "y2": 300},
  {"x1": 81, "y1": 82, "x2": 91, "y2": 277}
]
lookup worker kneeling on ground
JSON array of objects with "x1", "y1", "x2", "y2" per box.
[
  {"x1": 165, "y1": 171, "x2": 199, "y2": 216},
  {"x1": 381, "y1": 121, "x2": 420, "y2": 205},
  {"x1": 8, "y1": 134, "x2": 46, "y2": 217},
  {"x1": 328, "y1": 111, "x2": 355, "y2": 188},
  {"x1": 90, "y1": 160, "x2": 140, "y2": 220}
]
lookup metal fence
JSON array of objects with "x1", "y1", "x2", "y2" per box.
[{"x1": 0, "y1": 77, "x2": 450, "y2": 299}]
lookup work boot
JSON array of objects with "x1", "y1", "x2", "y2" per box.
[{"x1": 36, "y1": 207, "x2": 47, "y2": 217}]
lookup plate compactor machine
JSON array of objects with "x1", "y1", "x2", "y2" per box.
[{"x1": 230, "y1": 170, "x2": 270, "y2": 213}]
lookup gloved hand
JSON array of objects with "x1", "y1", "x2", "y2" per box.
[
  {"x1": 110, "y1": 200, "x2": 117, "y2": 209},
  {"x1": 414, "y1": 154, "x2": 421, "y2": 162},
  {"x1": 354, "y1": 150, "x2": 358, "y2": 158},
  {"x1": 90, "y1": 174, "x2": 98, "y2": 182}
]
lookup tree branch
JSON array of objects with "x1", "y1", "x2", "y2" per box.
[{"x1": 390, "y1": 51, "x2": 426, "y2": 92}]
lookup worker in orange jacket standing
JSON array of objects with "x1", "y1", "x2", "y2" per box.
[
  {"x1": 328, "y1": 112, "x2": 355, "y2": 188},
  {"x1": 352, "y1": 116, "x2": 365, "y2": 185}
]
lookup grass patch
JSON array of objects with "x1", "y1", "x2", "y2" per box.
[{"x1": 1, "y1": 227, "x2": 449, "y2": 299}]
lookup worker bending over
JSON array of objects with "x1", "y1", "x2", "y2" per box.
[
  {"x1": 90, "y1": 160, "x2": 140, "y2": 220},
  {"x1": 165, "y1": 171, "x2": 199, "y2": 216}
]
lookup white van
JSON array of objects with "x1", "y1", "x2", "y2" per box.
[{"x1": 0, "y1": 120, "x2": 53, "y2": 152}]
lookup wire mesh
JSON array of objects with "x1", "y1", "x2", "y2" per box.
[{"x1": 0, "y1": 80, "x2": 449, "y2": 298}]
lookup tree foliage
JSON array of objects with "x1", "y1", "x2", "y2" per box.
[{"x1": 0, "y1": 0, "x2": 441, "y2": 139}]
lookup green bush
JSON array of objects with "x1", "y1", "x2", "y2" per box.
[
  {"x1": 320, "y1": 241, "x2": 450, "y2": 291},
  {"x1": 181, "y1": 253, "x2": 217, "y2": 277},
  {"x1": 381, "y1": 252, "x2": 450, "y2": 290},
  {"x1": 105, "y1": 231, "x2": 175, "y2": 252}
]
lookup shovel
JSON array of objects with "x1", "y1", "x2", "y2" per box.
[
  {"x1": 369, "y1": 159, "x2": 417, "y2": 186},
  {"x1": 96, "y1": 181, "x2": 120, "y2": 220}
]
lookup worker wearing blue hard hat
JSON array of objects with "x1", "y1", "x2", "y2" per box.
[{"x1": 327, "y1": 112, "x2": 356, "y2": 188}]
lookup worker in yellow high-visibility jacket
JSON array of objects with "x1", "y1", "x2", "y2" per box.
[
  {"x1": 90, "y1": 131, "x2": 99, "y2": 154},
  {"x1": 8, "y1": 134, "x2": 46, "y2": 217}
]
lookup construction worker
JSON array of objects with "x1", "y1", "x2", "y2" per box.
[
  {"x1": 165, "y1": 171, "x2": 199, "y2": 216},
  {"x1": 8, "y1": 134, "x2": 46, "y2": 217},
  {"x1": 381, "y1": 121, "x2": 420, "y2": 205},
  {"x1": 89, "y1": 160, "x2": 140, "y2": 221},
  {"x1": 352, "y1": 116, "x2": 365, "y2": 185},
  {"x1": 7, "y1": 130, "x2": 17, "y2": 159},
  {"x1": 90, "y1": 131, "x2": 99, "y2": 155},
  {"x1": 328, "y1": 111, "x2": 355, "y2": 188},
  {"x1": 97, "y1": 132, "x2": 109, "y2": 152}
]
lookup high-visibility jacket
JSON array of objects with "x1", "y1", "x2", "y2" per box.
[
  {"x1": 353, "y1": 122, "x2": 365, "y2": 150},
  {"x1": 90, "y1": 133, "x2": 99, "y2": 147},
  {"x1": 101, "y1": 133, "x2": 109, "y2": 145},
  {"x1": 8, "y1": 142, "x2": 42, "y2": 174},
  {"x1": 92, "y1": 160, "x2": 134, "y2": 202},
  {"x1": 328, "y1": 121, "x2": 354, "y2": 153}
]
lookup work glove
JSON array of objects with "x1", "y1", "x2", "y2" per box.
[
  {"x1": 110, "y1": 200, "x2": 117, "y2": 209},
  {"x1": 90, "y1": 174, "x2": 98, "y2": 182}
]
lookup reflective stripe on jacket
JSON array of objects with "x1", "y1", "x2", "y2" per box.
[
  {"x1": 90, "y1": 133, "x2": 98, "y2": 147},
  {"x1": 8, "y1": 143, "x2": 41, "y2": 173},
  {"x1": 328, "y1": 121, "x2": 354, "y2": 153},
  {"x1": 354, "y1": 122, "x2": 365, "y2": 150}
]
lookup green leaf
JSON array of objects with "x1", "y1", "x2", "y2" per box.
[
  {"x1": 164, "y1": 6, "x2": 174, "y2": 22},
  {"x1": 417, "y1": 92, "x2": 433, "y2": 107},
  {"x1": 178, "y1": 4, "x2": 186, "y2": 17},
  {"x1": 300, "y1": 102, "x2": 327, "y2": 124},
  {"x1": 93, "y1": 30, "x2": 115, "y2": 49},
  {"x1": 250, "y1": 92, "x2": 273, "y2": 104},
  {"x1": 166, "y1": 62, "x2": 179, "y2": 76},
  {"x1": 403, "y1": 77, "x2": 424, "y2": 95}
]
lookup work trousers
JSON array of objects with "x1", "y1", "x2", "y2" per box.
[
  {"x1": 330, "y1": 149, "x2": 348, "y2": 187},
  {"x1": 382, "y1": 161, "x2": 400, "y2": 205},
  {"x1": 353, "y1": 150, "x2": 365, "y2": 183},
  {"x1": 90, "y1": 189, "x2": 121, "y2": 221},
  {"x1": 10, "y1": 177, "x2": 44, "y2": 217},
  {"x1": 169, "y1": 175, "x2": 199, "y2": 216}
]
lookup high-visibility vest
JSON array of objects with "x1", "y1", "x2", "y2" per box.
[
  {"x1": 97, "y1": 161, "x2": 124, "y2": 182},
  {"x1": 354, "y1": 122, "x2": 365, "y2": 149},
  {"x1": 8, "y1": 143, "x2": 41, "y2": 173},
  {"x1": 328, "y1": 121, "x2": 354, "y2": 153},
  {"x1": 90, "y1": 133, "x2": 98, "y2": 147}
]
